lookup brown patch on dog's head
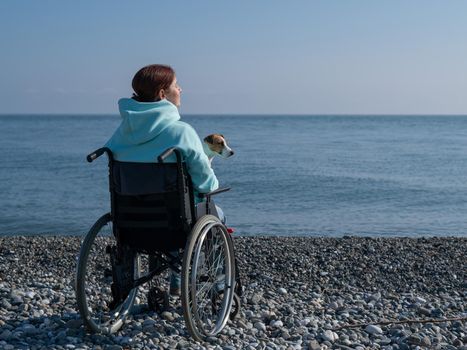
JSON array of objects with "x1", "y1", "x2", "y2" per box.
[{"x1": 204, "y1": 134, "x2": 226, "y2": 153}]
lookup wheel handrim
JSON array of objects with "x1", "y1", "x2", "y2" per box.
[{"x1": 190, "y1": 221, "x2": 234, "y2": 336}]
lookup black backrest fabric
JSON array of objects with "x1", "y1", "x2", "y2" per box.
[
  {"x1": 112, "y1": 161, "x2": 178, "y2": 195},
  {"x1": 111, "y1": 161, "x2": 191, "y2": 252}
]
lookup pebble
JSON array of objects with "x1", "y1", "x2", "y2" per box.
[
  {"x1": 414, "y1": 296, "x2": 427, "y2": 304},
  {"x1": 161, "y1": 311, "x2": 174, "y2": 322},
  {"x1": 254, "y1": 322, "x2": 266, "y2": 332},
  {"x1": 365, "y1": 325, "x2": 383, "y2": 335},
  {"x1": 0, "y1": 235, "x2": 464, "y2": 350},
  {"x1": 417, "y1": 307, "x2": 432, "y2": 316},
  {"x1": 321, "y1": 329, "x2": 339, "y2": 342},
  {"x1": 66, "y1": 319, "x2": 83, "y2": 329},
  {"x1": 0, "y1": 330, "x2": 11, "y2": 341},
  {"x1": 271, "y1": 320, "x2": 284, "y2": 328}
]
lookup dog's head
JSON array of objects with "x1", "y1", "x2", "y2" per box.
[{"x1": 203, "y1": 134, "x2": 234, "y2": 159}]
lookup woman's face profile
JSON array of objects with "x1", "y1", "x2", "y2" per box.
[{"x1": 161, "y1": 77, "x2": 182, "y2": 107}]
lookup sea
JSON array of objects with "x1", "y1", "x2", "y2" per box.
[{"x1": 1, "y1": 114, "x2": 467, "y2": 237}]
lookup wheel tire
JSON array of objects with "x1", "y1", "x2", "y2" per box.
[
  {"x1": 75, "y1": 213, "x2": 139, "y2": 334},
  {"x1": 181, "y1": 215, "x2": 236, "y2": 341}
]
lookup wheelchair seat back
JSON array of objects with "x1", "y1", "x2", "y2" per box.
[{"x1": 111, "y1": 161, "x2": 195, "y2": 253}]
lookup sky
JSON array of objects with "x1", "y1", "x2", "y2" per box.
[{"x1": 1, "y1": 1, "x2": 467, "y2": 115}]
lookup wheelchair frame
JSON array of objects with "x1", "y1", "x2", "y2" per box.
[{"x1": 75, "y1": 147, "x2": 241, "y2": 341}]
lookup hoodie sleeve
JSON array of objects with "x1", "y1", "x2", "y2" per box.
[{"x1": 179, "y1": 124, "x2": 219, "y2": 194}]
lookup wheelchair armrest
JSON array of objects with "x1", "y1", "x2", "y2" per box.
[
  {"x1": 87, "y1": 147, "x2": 113, "y2": 163},
  {"x1": 200, "y1": 187, "x2": 231, "y2": 201}
]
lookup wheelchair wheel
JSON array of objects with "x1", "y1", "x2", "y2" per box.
[
  {"x1": 181, "y1": 215, "x2": 236, "y2": 341},
  {"x1": 75, "y1": 213, "x2": 140, "y2": 334}
]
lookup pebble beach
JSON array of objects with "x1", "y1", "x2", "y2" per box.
[{"x1": 0, "y1": 235, "x2": 465, "y2": 350}]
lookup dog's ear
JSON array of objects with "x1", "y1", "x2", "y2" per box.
[
  {"x1": 204, "y1": 135, "x2": 214, "y2": 143},
  {"x1": 220, "y1": 134, "x2": 224, "y2": 138}
]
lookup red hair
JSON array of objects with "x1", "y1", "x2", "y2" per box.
[{"x1": 131, "y1": 64, "x2": 175, "y2": 102}]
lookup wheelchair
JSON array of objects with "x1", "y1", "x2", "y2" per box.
[{"x1": 75, "y1": 147, "x2": 241, "y2": 341}]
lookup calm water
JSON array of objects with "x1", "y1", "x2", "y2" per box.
[{"x1": 1, "y1": 114, "x2": 467, "y2": 237}]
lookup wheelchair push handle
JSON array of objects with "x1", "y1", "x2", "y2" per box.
[
  {"x1": 87, "y1": 147, "x2": 112, "y2": 163},
  {"x1": 158, "y1": 147, "x2": 183, "y2": 163}
]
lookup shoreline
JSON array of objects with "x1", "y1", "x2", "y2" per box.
[
  {"x1": 1, "y1": 232, "x2": 467, "y2": 238},
  {"x1": 0, "y1": 236, "x2": 465, "y2": 349}
]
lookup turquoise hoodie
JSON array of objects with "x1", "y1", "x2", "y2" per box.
[{"x1": 105, "y1": 98, "x2": 219, "y2": 196}]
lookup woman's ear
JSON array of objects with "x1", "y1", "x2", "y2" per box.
[{"x1": 158, "y1": 89, "x2": 165, "y2": 100}]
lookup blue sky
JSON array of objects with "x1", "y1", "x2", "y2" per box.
[{"x1": 1, "y1": 1, "x2": 466, "y2": 115}]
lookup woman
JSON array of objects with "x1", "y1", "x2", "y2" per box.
[
  {"x1": 106, "y1": 64, "x2": 218, "y2": 195},
  {"x1": 105, "y1": 64, "x2": 219, "y2": 296}
]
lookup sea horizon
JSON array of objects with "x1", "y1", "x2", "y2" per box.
[{"x1": 2, "y1": 113, "x2": 467, "y2": 117}]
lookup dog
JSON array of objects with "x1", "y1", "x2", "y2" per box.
[
  {"x1": 203, "y1": 134, "x2": 235, "y2": 234},
  {"x1": 203, "y1": 134, "x2": 234, "y2": 163}
]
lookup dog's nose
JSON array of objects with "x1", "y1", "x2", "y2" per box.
[{"x1": 230, "y1": 150, "x2": 235, "y2": 156}]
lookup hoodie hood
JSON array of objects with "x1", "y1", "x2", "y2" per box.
[
  {"x1": 105, "y1": 97, "x2": 219, "y2": 195},
  {"x1": 115, "y1": 98, "x2": 180, "y2": 145}
]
